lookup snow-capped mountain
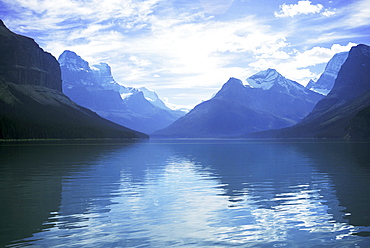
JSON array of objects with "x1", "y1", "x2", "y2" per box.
[
  {"x1": 59, "y1": 50, "x2": 184, "y2": 134},
  {"x1": 263, "y1": 44, "x2": 370, "y2": 139},
  {"x1": 246, "y1": 68, "x2": 312, "y2": 95},
  {"x1": 59, "y1": 50, "x2": 90, "y2": 72},
  {"x1": 306, "y1": 52, "x2": 349, "y2": 95},
  {"x1": 139, "y1": 87, "x2": 168, "y2": 109},
  {"x1": 139, "y1": 87, "x2": 187, "y2": 118},
  {"x1": 0, "y1": 21, "x2": 146, "y2": 139},
  {"x1": 154, "y1": 69, "x2": 323, "y2": 138},
  {"x1": 247, "y1": 68, "x2": 303, "y2": 92}
]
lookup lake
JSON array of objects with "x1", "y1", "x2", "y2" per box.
[{"x1": 1, "y1": 139, "x2": 370, "y2": 247}]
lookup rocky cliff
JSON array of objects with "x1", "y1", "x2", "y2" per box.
[
  {"x1": 306, "y1": 52, "x2": 348, "y2": 95},
  {"x1": 0, "y1": 20, "x2": 147, "y2": 139},
  {"x1": 255, "y1": 44, "x2": 370, "y2": 139},
  {"x1": 0, "y1": 20, "x2": 61, "y2": 91}
]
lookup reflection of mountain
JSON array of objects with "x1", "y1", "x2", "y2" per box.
[
  {"x1": 3, "y1": 140, "x2": 370, "y2": 246},
  {"x1": 290, "y1": 141, "x2": 370, "y2": 228},
  {"x1": 0, "y1": 141, "x2": 137, "y2": 247},
  {"x1": 167, "y1": 141, "x2": 334, "y2": 200},
  {"x1": 164, "y1": 141, "x2": 370, "y2": 230}
]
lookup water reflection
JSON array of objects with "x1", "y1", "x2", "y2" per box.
[
  {"x1": 1, "y1": 140, "x2": 370, "y2": 247},
  {"x1": 0, "y1": 140, "x2": 138, "y2": 247}
]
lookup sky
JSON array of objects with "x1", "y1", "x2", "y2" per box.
[{"x1": 1, "y1": 0, "x2": 369, "y2": 109}]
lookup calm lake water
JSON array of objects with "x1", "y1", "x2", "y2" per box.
[{"x1": 1, "y1": 139, "x2": 370, "y2": 247}]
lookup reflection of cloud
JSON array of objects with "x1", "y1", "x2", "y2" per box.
[
  {"x1": 20, "y1": 142, "x2": 363, "y2": 246},
  {"x1": 113, "y1": 155, "x2": 358, "y2": 245}
]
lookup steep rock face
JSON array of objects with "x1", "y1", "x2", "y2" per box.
[
  {"x1": 272, "y1": 44, "x2": 370, "y2": 139},
  {"x1": 0, "y1": 21, "x2": 147, "y2": 139},
  {"x1": 347, "y1": 103, "x2": 370, "y2": 139},
  {"x1": 306, "y1": 52, "x2": 348, "y2": 95},
  {"x1": 154, "y1": 72, "x2": 323, "y2": 138},
  {"x1": 0, "y1": 20, "x2": 61, "y2": 91},
  {"x1": 59, "y1": 50, "x2": 184, "y2": 133},
  {"x1": 60, "y1": 51, "x2": 126, "y2": 111}
]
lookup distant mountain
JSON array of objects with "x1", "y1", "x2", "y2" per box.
[
  {"x1": 306, "y1": 52, "x2": 348, "y2": 95},
  {"x1": 59, "y1": 51, "x2": 129, "y2": 112},
  {"x1": 154, "y1": 69, "x2": 323, "y2": 138},
  {"x1": 0, "y1": 20, "x2": 147, "y2": 139},
  {"x1": 257, "y1": 44, "x2": 370, "y2": 139},
  {"x1": 59, "y1": 51, "x2": 184, "y2": 134}
]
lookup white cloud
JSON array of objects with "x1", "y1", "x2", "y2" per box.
[
  {"x1": 339, "y1": 0, "x2": 370, "y2": 29},
  {"x1": 293, "y1": 42, "x2": 356, "y2": 68},
  {"x1": 3, "y1": 0, "x2": 160, "y2": 33},
  {"x1": 275, "y1": 0, "x2": 329, "y2": 18},
  {"x1": 1, "y1": 0, "x2": 366, "y2": 108},
  {"x1": 322, "y1": 10, "x2": 336, "y2": 17},
  {"x1": 248, "y1": 42, "x2": 356, "y2": 85}
]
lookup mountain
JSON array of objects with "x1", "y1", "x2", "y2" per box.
[
  {"x1": 306, "y1": 52, "x2": 348, "y2": 95},
  {"x1": 0, "y1": 20, "x2": 147, "y2": 139},
  {"x1": 259, "y1": 44, "x2": 370, "y2": 139},
  {"x1": 59, "y1": 51, "x2": 129, "y2": 112},
  {"x1": 59, "y1": 51, "x2": 184, "y2": 134},
  {"x1": 154, "y1": 69, "x2": 323, "y2": 138}
]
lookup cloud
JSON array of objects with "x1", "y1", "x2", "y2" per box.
[
  {"x1": 200, "y1": 0, "x2": 234, "y2": 15},
  {"x1": 248, "y1": 42, "x2": 357, "y2": 85},
  {"x1": 291, "y1": 42, "x2": 356, "y2": 68},
  {"x1": 338, "y1": 0, "x2": 370, "y2": 29},
  {"x1": 2, "y1": 0, "x2": 160, "y2": 33},
  {"x1": 1, "y1": 0, "x2": 366, "y2": 108},
  {"x1": 274, "y1": 0, "x2": 330, "y2": 18},
  {"x1": 322, "y1": 10, "x2": 336, "y2": 17}
]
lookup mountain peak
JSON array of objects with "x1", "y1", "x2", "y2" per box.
[
  {"x1": 327, "y1": 44, "x2": 370, "y2": 101},
  {"x1": 222, "y1": 77, "x2": 245, "y2": 89},
  {"x1": 91, "y1": 62, "x2": 113, "y2": 79},
  {"x1": 306, "y1": 51, "x2": 348, "y2": 95},
  {"x1": 220, "y1": 77, "x2": 244, "y2": 90},
  {"x1": 246, "y1": 68, "x2": 281, "y2": 90},
  {"x1": 226, "y1": 77, "x2": 243, "y2": 84},
  {"x1": 213, "y1": 77, "x2": 246, "y2": 100},
  {"x1": 58, "y1": 50, "x2": 90, "y2": 72},
  {"x1": 58, "y1": 50, "x2": 78, "y2": 60},
  {"x1": 353, "y1": 44, "x2": 370, "y2": 57},
  {"x1": 91, "y1": 62, "x2": 111, "y2": 74}
]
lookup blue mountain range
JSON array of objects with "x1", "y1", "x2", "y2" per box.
[{"x1": 59, "y1": 51, "x2": 185, "y2": 134}]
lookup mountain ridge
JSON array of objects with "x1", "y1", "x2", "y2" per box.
[
  {"x1": 154, "y1": 70, "x2": 323, "y2": 138},
  {"x1": 0, "y1": 20, "x2": 147, "y2": 139},
  {"x1": 306, "y1": 52, "x2": 348, "y2": 95},
  {"x1": 59, "y1": 50, "x2": 184, "y2": 134},
  {"x1": 249, "y1": 44, "x2": 370, "y2": 139}
]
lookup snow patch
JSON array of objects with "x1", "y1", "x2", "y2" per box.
[
  {"x1": 139, "y1": 87, "x2": 158, "y2": 102},
  {"x1": 120, "y1": 92, "x2": 133, "y2": 100},
  {"x1": 246, "y1": 69, "x2": 280, "y2": 90},
  {"x1": 310, "y1": 88, "x2": 329, "y2": 95}
]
